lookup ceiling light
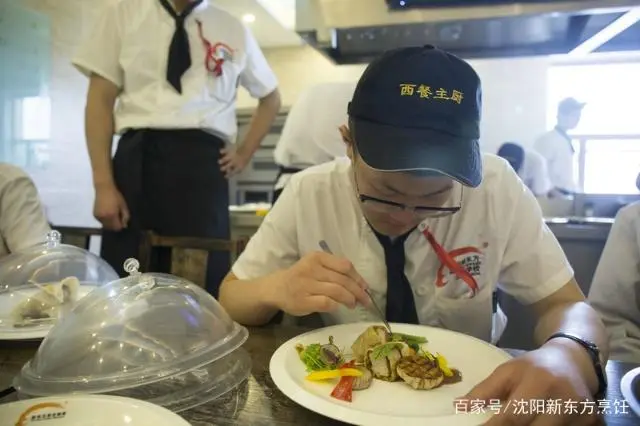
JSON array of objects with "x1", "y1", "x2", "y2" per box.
[{"x1": 242, "y1": 14, "x2": 256, "y2": 23}]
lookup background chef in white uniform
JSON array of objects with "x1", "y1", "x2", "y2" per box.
[
  {"x1": 533, "y1": 97, "x2": 585, "y2": 197},
  {"x1": 272, "y1": 81, "x2": 357, "y2": 203},
  {"x1": 588, "y1": 178, "x2": 640, "y2": 362},
  {"x1": 497, "y1": 142, "x2": 552, "y2": 197},
  {"x1": 72, "y1": 0, "x2": 280, "y2": 295},
  {"x1": 0, "y1": 163, "x2": 50, "y2": 259},
  {"x1": 219, "y1": 46, "x2": 609, "y2": 425}
]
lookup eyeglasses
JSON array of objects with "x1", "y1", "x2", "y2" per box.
[{"x1": 352, "y1": 163, "x2": 463, "y2": 219}]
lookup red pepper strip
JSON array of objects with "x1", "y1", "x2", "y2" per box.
[
  {"x1": 331, "y1": 376, "x2": 355, "y2": 402},
  {"x1": 331, "y1": 360, "x2": 357, "y2": 402}
]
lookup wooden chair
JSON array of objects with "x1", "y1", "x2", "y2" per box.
[
  {"x1": 50, "y1": 225, "x2": 102, "y2": 250},
  {"x1": 138, "y1": 231, "x2": 249, "y2": 289}
]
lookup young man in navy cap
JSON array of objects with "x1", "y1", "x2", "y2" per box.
[{"x1": 220, "y1": 46, "x2": 608, "y2": 424}]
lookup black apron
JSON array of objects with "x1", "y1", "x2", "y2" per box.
[
  {"x1": 100, "y1": 129, "x2": 230, "y2": 296},
  {"x1": 272, "y1": 165, "x2": 304, "y2": 204}
]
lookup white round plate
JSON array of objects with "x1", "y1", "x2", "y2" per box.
[
  {"x1": 0, "y1": 394, "x2": 191, "y2": 426},
  {"x1": 270, "y1": 322, "x2": 513, "y2": 426},
  {"x1": 0, "y1": 285, "x2": 95, "y2": 340},
  {"x1": 620, "y1": 367, "x2": 640, "y2": 417}
]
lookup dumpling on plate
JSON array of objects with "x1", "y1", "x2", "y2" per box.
[
  {"x1": 351, "y1": 325, "x2": 391, "y2": 363},
  {"x1": 10, "y1": 276, "x2": 81, "y2": 327}
]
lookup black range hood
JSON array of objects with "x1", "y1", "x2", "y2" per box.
[{"x1": 295, "y1": 0, "x2": 640, "y2": 64}]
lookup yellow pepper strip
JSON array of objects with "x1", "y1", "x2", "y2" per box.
[
  {"x1": 305, "y1": 368, "x2": 363, "y2": 381},
  {"x1": 435, "y1": 353, "x2": 453, "y2": 377}
]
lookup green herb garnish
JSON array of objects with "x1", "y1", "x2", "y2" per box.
[
  {"x1": 296, "y1": 343, "x2": 328, "y2": 371},
  {"x1": 295, "y1": 338, "x2": 344, "y2": 372},
  {"x1": 371, "y1": 342, "x2": 404, "y2": 360},
  {"x1": 390, "y1": 332, "x2": 427, "y2": 352}
]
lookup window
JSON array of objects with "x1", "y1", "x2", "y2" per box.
[
  {"x1": 574, "y1": 137, "x2": 640, "y2": 194},
  {"x1": 547, "y1": 62, "x2": 640, "y2": 136},
  {"x1": 14, "y1": 96, "x2": 51, "y2": 140},
  {"x1": 548, "y1": 61, "x2": 640, "y2": 194}
]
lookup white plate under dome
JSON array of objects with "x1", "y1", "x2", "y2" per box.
[{"x1": 0, "y1": 230, "x2": 119, "y2": 340}]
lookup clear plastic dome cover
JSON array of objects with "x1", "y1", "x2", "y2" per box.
[
  {"x1": 0, "y1": 230, "x2": 119, "y2": 337},
  {"x1": 13, "y1": 258, "x2": 251, "y2": 412}
]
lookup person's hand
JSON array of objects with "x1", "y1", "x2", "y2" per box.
[
  {"x1": 93, "y1": 183, "x2": 130, "y2": 231},
  {"x1": 457, "y1": 340, "x2": 603, "y2": 425},
  {"x1": 219, "y1": 147, "x2": 250, "y2": 178},
  {"x1": 271, "y1": 251, "x2": 372, "y2": 316}
]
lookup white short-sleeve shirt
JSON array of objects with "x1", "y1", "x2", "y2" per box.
[
  {"x1": 519, "y1": 148, "x2": 552, "y2": 196},
  {"x1": 533, "y1": 129, "x2": 577, "y2": 193},
  {"x1": 232, "y1": 154, "x2": 574, "y2": 342},
  {"x1": 273, "y1": 82, "x2": 356, "y2": 189},
  {"x1": 0, "y1": 164, "x2": 51, "y2": 258},
  {"x1": 72, "y1": 0, "x2": 278, "y2": 143},
  {"x1": 588, "y1": 202, "x2": 640, "y2": 363}
]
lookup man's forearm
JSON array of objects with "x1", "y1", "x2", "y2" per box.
[
  {"x1": 85, "y1": 76, "x2": 119, "y2": 188},
  {"x1": 534, "y1": 301, "x2": 610, "y2": 394},
  {"x1": 85, "y1": 100, "x2": 116, "y2": 187},
  {"x1": 219, "y1": 272, "x2": 282, "y2": 326},
  {"x1": 237, "y1": 89, "x2": 281, "y2": 160}
]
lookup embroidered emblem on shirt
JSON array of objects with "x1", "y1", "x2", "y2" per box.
[{"x1": 435, "y1": 245, "x2": 486, "y2": 288}]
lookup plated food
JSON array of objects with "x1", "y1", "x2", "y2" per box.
[
  {"x1": 295, "y1": 325, "x2": 462, "y2": 402},
  {"x1": 10, "y1": 276, "x2": 81, "y2": 327}
]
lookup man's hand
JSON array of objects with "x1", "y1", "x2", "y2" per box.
[
  {"x1": 219, "y1": 147, "x2": 250, "y2": 178},
  {"x1": 458, "y1": 341, "x2": 603, "y2": 425},
  {"x1": 268, "y1": 251, "x2": 371, "y2": 316},
  {"x1": 94, "y1": 183, "x2": 130, "y2": 231}
]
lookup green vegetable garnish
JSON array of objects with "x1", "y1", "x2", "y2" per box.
[
  {"x1": 371, "y1": 342, "x2": 404, "y2": 360},
  {"x1": 390, "y1": 332, "x2": 428, "y2": 352},
  {"x1": 295, "y1": 337, "x2": 344, "y2": 372}
]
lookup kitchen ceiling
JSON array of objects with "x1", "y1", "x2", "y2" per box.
[
  {"x1": 213, "y1": 0, "x2": 301, "y2": 47},
  {"x1": 291, "y1": 0, "x2": 640, "y2": 63}
]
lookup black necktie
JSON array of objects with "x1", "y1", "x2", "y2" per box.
[
  {"x1": 158, "y1": 0, "x2": 202, "y2": 93},
  {"x1": 373, "y1": 230, "x2": 419, "y2": 324}
]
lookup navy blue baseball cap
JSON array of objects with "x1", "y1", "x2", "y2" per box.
[{"x1": 347, "y1": 45, "x2": 483, "y2": 187}]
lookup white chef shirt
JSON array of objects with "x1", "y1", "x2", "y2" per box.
[
  {"x1": 273, "y1": 82, "x2": 356, "y2": 190},
  {"x1": 533, "y1": 128, "x2": 577, "y2": 193},
  {"x1": 72, "y1": 0, "x2": 278, "y2": 143},
  {"x1": 232, "y1": 154, "x2": 574, "y2": 343},
  {"x1": 0, "y1": 164, "x2": 51, "y2": 259},
  {"x1": 588, "y1": 202, "x2": 640, "y2": 363},
  {"x1": 519, "y1": 148, "x2": 552, "y2": 197}
]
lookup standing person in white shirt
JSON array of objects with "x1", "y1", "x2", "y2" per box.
[
  {"x1": 272, "y1": 81, "x2": 356, "y2": 203},
  {"x1": 533, "y1": 97, "x2": 585, "y2": 197},
  {"x1": 588, "y1": 197, "x2": 640, "y2": 363},
  {"x1": 0, "y1": 163, "x2": 50, "y2": 258},
  {"x1": 497, "y1": 142, "x2": 552, "y2": 197},
  {"x1": 72, "y1": 0, "x2": 281, "y2": 295},
  {"x1": 219, "y1": 46, "x2": 609, "y2": 424}
]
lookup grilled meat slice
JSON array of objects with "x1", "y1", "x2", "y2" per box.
[
  {"x1": 351, "y1": 325, "x2": 390, "y2": 363},
  {"x1": 365, "y1": 342, "x2": 414, "y2": 382},
  {"x1": 396, "y1": 355, "x2": 445, "y2": 390},
  {"x1": 352, "y1": 366, "x2": 374, "y2": 390}
]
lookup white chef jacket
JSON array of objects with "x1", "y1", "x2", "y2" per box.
[
  {"x1": 0, "y1": 164, "x2": 51, "y2": 259},
  {"x1": 232, "y1": 154, "x2": 574, "y2": 343},
  {"x1": 72, "y1": 0, "x2": 278, "y2": 143},
  {"x1": 588, "y1": 202, "x2": 640, "y2": 363},
  {"x1": 273, "y1": 82, "x2": 356, "y2": 190},
  {"x1": 519, "y1": 148, "x2": 552, "y2": 197},
  {"x1": 533, "y1": 128, "x2": 577, "y2": 193}
]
